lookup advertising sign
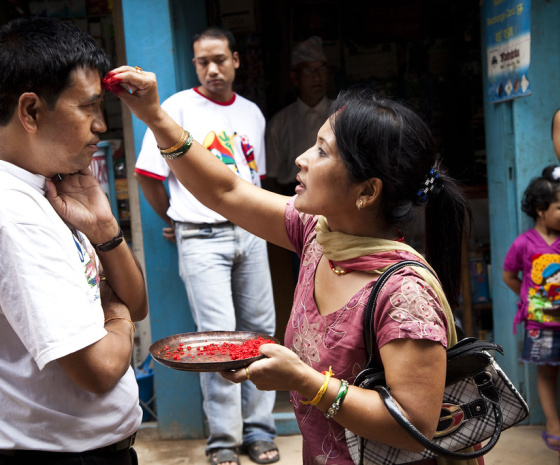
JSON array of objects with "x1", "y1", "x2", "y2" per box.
[{"x1": 485, "y1": 0, "x2": 531, "y2": 103}]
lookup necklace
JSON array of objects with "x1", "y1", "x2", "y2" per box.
[{"x1": 328, "y1": 259, "x2": 354, "y2": 276}]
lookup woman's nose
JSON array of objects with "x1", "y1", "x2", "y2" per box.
[{"x1": 295, "y1": 147, "x2": 312, "y2": 168}]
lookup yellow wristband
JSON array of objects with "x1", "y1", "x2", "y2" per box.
[{"x1": 302, "y1": 366, "x2": 333, "y2": 405}]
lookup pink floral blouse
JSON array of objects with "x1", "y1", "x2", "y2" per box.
[{"x1": 283, "y1": 198, "x2": 448, "y2": 465}]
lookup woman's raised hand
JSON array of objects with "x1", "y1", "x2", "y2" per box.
[
  {"x1": 103, "y1": 66, "x2": 184, "y2": 151},
  {"x1": 102, "y1": 66, "x2": 165, "y2": 127}
]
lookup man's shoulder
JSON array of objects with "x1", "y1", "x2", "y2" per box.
[
  {"x1": 228, "y1": 95, "x2": 265, "y2": 127},
  {"x1": 162, "y1": 88, "x2": 197, "y2": 106},
  {"x1": 233, "y1": 93, "x2": 264, "y2": 113}
]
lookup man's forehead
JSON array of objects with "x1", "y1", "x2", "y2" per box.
[
  {"x1": 62, "y1": 67, "x2": 103, "y2": 99},
  {"x1": 296, "y1": 60, "x2": 326, "y2": 69},
  {"x1": 193, "y1": 37, "x2": 231, "y2": 57},
  {"x1": 194, "y1": 51, "x2": 229, "y2": 60}
]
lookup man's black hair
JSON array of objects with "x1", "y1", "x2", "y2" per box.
[
  {"x1": 191, "y1": 26, "x2": 237, "y2": 54},
  {"x1": 0, "y1": 16, "x2": 109, "y2": 126}
]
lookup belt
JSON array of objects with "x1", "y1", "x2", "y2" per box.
[
  {"x1": 91, "y1": 432, "x2": 136, "y2": 453},
  {"x1": 0, "y1": 432, "x2": 136, "y2": 456},
  {"x1": 173, "y1": 220, "x2": 232, "y2": 228}
]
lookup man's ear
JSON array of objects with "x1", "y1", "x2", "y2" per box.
[
  {"x1": 18, "y1": 93, "x2": 41, "y2": 132},
  {"x1": 232, "y1": 51, "x2": 240, "y2": 69}
]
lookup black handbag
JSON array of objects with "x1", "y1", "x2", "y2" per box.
[{"x1": 345, "y1": 260, "x2": 529, "y2": 465}]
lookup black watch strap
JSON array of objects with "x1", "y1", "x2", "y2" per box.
[{"x1": 92, "y1": 227, "x2": 124, "y2": 252}]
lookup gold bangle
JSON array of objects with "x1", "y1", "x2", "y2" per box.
[
  {"x1": 158, "y1": 129, "x2": 189, "y2": 154},
  {"x1": 160, "y1": 132, "x2": 193, "y2": 160},
  {"x1": 104, "y1": 317, "x2": 135, "y2": 332},
  {"x1": 301, "y1": 366, "x2": 334, "y2": 405}
]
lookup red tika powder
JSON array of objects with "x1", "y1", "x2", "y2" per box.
[{"x1": 159, "y1": 337, "x2": 275, "y2": 362}]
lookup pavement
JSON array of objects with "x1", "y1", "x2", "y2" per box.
[{"x1": 134, "y1": 423, "x2": 558, "y2": 464}]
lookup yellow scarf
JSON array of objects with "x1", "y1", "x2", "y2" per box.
[{"x1": 316, "y1": 217, "x2": 479, "y2": 465}]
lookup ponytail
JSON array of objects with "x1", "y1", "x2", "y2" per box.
[{"x1": 423, "y1": 164, "x2": 471, "y2": 308}]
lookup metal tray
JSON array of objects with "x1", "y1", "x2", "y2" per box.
[{"x1": 149, "y1": 330, "x2": 280, "y2": 372}]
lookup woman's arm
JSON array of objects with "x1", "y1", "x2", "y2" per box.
[
  {"x1": 342, "y1": 339, "x2": 446, "y2": 451},
  {"x1": 111, "y1": 66, "x2": 294, "y2": 251},
  {"x1": 223, "y1": 338, "x2": 446, "y2": 452}
]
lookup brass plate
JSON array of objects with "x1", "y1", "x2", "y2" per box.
[{"x1": 149, "y1": 331, "x2": 280, "y2": 372}]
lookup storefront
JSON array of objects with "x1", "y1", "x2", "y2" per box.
[{"x1": 3, "y1": 0, "x2": 559, "y2": 439}]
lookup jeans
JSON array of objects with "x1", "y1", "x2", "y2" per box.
[{"x1": 175, "y1": 221, "x2": 277, "y2": 451}]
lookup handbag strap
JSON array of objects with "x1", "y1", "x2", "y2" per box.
[
  {"x1": 374, "y1": 383, "x2": 503, "y2": 459},
  {"x1": 363, "y1": 260, "x2": 432, "y2": 368}
]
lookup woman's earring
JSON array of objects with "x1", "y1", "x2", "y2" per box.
[{"x1": 357, "y1": 200, "x2": 364, "y2": 210}]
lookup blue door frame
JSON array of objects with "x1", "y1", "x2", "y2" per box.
[
  {"x1": 120, "y1": 0, "x2": 298, "y2": 438},
  {"x1": 481, "y1": 0, "x2": 560, "y2": 425}
]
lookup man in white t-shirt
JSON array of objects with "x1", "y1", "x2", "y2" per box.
[
  {"x1": 265, "y1": 36, "x2": 333, "y2": 196},
  {"x1": 135, "y1": 27, "x2": 278, "y2": 465},
  {"x1": 0, "y1": 17, "x2": 148, "y2": 464}
]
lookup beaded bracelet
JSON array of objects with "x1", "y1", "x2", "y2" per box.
[
  {"x1": 302, "y1": 366, "x2": 333, "y2": 405},
  {"x1": 324, "y1": 379, "x2": 349, "y2": 419}
]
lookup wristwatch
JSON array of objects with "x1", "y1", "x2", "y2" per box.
[{"x1": 92, "y1": 227, "x2": 124, "y2": 252}]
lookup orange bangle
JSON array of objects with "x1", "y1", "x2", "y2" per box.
[
  {"x1": 104, "y1": 317, "x2": 135, "y2": 332},
  {"x1": 302, "y1": 366, "x2": 334, "y2": 405}
]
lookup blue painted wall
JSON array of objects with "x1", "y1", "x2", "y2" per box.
[
  {"x1": 482, "y1": 0, "x2": 560, "y2": 424},
  {"x1": 121, "y1": 0, "x2": 207, "y2": 438}
]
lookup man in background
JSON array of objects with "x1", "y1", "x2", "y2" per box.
[
  {"x1": 265, "y1": 36, "x2": 332, "y2": 196},
  {"x1": 134, "y1": 27, "x2": 278, "y2": 465}
]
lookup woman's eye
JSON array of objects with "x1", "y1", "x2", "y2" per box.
[{"x1": 318, "y1": 147, "x2": 327, "y2": 157}]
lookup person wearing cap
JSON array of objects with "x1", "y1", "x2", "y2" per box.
[{"x1": 265, "y1": 36, "x2": 333, "y2": 196}]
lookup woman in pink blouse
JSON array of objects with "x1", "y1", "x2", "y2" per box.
[{"x1": 111, "y1": 66, "x2": 471, "y2": 465}]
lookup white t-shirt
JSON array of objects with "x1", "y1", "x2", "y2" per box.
[
  {"x1": 266, "y1": 96, "x2": 332, "y2": 185},
  {"x1": 135, "y1": 88, "x2": 267, "y2": 224},
  {"x1": 0, "y1": 160, "x2": 141, "y2": 451}
]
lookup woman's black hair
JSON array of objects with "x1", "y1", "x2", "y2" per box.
[
  {"x1": 0, "y1": 16, "x2": 109, "y2": 126},
  {"x1": 330, "y1": 87, "x2": 471, "y2": 307},
  {"x1": 521, "y1": 165, "x2": 560, "y2": 219}
]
